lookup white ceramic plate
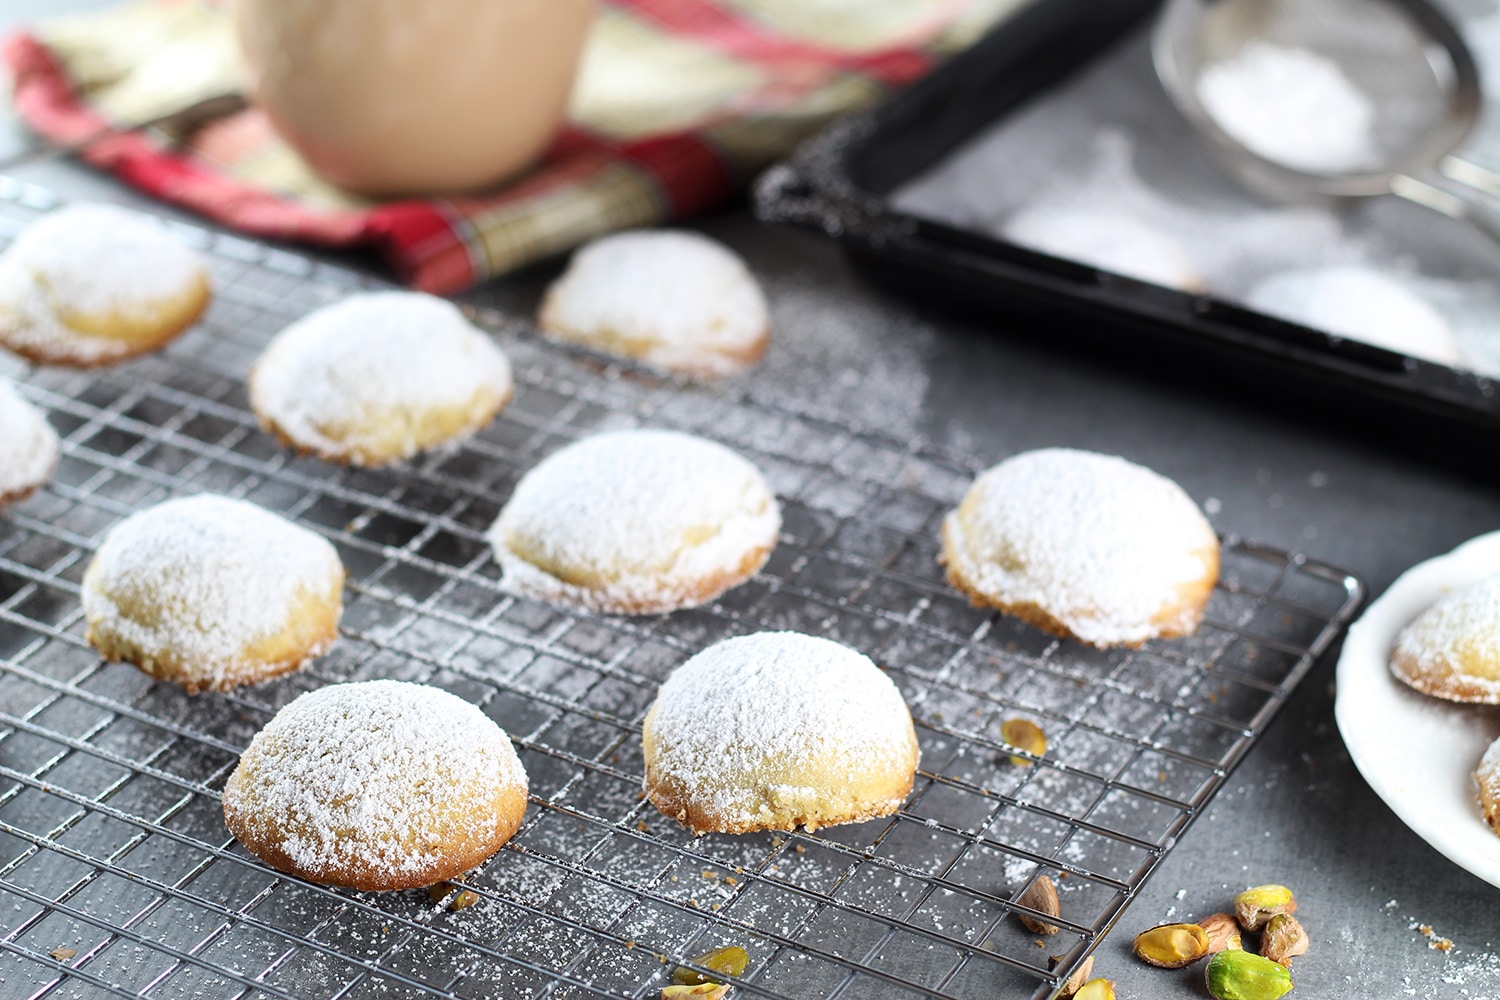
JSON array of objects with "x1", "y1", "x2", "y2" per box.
[{"x1": 1335, "y1": 530, "x2": 1500, "y2": 888}]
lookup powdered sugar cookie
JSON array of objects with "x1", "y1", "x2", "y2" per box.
[
  {"x1": 1247, "y1": 266, "x2": 1462, "y2": 367},
  {"x1": 0, "y1": 203, "x2": 211, "y2": 367},
  {"x1": 82, "y1": 495, "x2": 344, "y2": 693},
  {"x1": 642, "y1": 632, "x2": 918, "y2": 835},
  {"x1": 488, "y1": 429, "x2": 779, "y2": 614},
  {"x1": 0, "y1": 378, "x2": 59, "y2": 509},
  {"x1": 1003, "y1": 206, "x2": 1205, "y2": 292},
  {"x1": 223, "y1": 680, "x2": 528, "y2": 891},
  {"x1": 1391, "y1": 572, "x2": 1500, "y2": 703},
  {"x1": 1476, "y1": 738, "x2": 1500, "y2": 837},
  {"x1": 941, "y1": 448, "x2": 1219, "y2": 648},
  {"x1": 538, "y1": 230, "x2": 770, "y2": 378},
  {"x1": 249, "y1": 291, "x2": 512, "y2": 467}
]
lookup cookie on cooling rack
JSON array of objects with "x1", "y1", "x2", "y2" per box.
[
  {"x1": 0, "y1": 203, "x2": 211, "y2": 367},
  {"x1": 249, "y1": 291, "x2": 513, "y2": 467},
  {"x1": 940, "y1": 448, "x2": 1219, "y2": 648},
  {"x1": 0, "y1": 377, "x2": 59, "y2": 510},
  {"x1": 538, "y1": 230, "x2": 770, "y2": 379},
  {"x1": 1390, "y1": 572, "x2": 1500, "y2": 703},
  {"x1": 223, "y1": 679, "x2": 528, "y2": 891},
  {"x1": 488, "y1": 428, "x2": 780, "y2": 615},
  {"x1": 82, "y1": 494, "x2": 344, "y2": 694},
  {"x1": 643, "y1": 631, "x2": 919, "y2": 835}
]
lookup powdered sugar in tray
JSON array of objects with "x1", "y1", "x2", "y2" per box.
[
  {"x1": 892, "y1": 26, "x2": 1500, "y2": 376},
  {"x1": 0, "y1": 377, "x2": 59, "y2": 500},
  {"x1": 225, "y1": 680, "x2": 526, "y2": 882},
  {"x1": 81, "y1": 494, "x2": 342, "y2": 678}
]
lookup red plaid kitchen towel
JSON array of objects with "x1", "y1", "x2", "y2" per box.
[{"x1": 3, "y1": 0, "x2": 1027, "y2": 293}]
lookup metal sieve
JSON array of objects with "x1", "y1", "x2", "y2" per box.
[{"x1": 1153, "y1": 0, "x2": 1500, "y2": 243}]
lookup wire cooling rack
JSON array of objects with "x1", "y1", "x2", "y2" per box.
[{"x1": 0, "y1": 177, "x2": 1362, "y2": 1000}]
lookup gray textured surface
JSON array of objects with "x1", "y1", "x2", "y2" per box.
[{"x1": 4, "y1": 3, "x2": 1500, "y2": 998}]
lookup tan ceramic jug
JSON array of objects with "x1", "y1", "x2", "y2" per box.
[{"x1": 232, "y1": 0, "x2": 593, "y2": 197}]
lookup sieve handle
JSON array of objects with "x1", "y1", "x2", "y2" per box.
[
  {"x1": 1389, "y1": 173, "x2": 1500, "y2": 249},
  {"x1": 1439, "y1": 156, "x2": 1500, "y2": 201}
]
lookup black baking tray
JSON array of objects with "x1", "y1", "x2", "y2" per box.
[{"x1": 753, "y1": 0, "x2": 1500, "y2": 477}]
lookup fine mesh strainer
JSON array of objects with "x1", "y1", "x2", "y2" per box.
[{"x1": 1153, "y1": 0, "x2": 1500, "y2": 242}]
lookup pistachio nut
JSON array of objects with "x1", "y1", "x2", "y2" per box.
[
  {"x1": 671, "y1": 945, "x2": 750, "y2": 986},
  {"x1": 1260, "y1": 913, "x2": 1309, "y2": 967},
  {"x1": 426, "y1": 882, "x2": 480, "y2": 911},
  {"x1": 1073, "y1": 978, "x2": 1116, "y2": 1000},
  {"x1": 1017, "y1": 874, "x2": 1061, "y2": 935},
  {"x1": 661, "y1": 985, "x2": 731, "y2": 999},
  {"x1": 1001, "y1": 718, "x2": 1047, "y2": 766},
  {"x1": 1058, "y1": 955, "x2": 1095, "y2": 997},
  {"x1": 1205, "y1": 948, "x2": 1293, "y2": 1000},
  {"x1": 1197, "y1": 912, "x2": 1243, "y2": 954},
  {"x1": 1233, "y1": 884, "x2": 1297, "y2": 931},
  {"x1": 1132, "y1": 922, "x2": 1210, "y2": 968}
]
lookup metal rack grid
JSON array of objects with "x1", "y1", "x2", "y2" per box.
[{"x1": 0, "y1": 177, "x2": 1363, "y2": 1000}]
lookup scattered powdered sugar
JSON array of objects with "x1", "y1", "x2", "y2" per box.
[
  {"x1": 943, "y1": 448, "x2": 1217, "y2": 646},
  {"x1": 1392, "y1": 571, "x2": 1500, "y2": 698},
  {"x1": 225, "y1": 680, "x2": 526, "y2": 882},
  {"x1": 646, "y1": 632, "x2": 916, "y2": 828},
  {"x1": 82, "y1": 494, "x2": 343, "y2": 678},
  {"x1": 490, "y1": 429, "x2": 780, "y2": 612},
  {"x1": 0, "y1": 202, "x2": 206, "y2": 322},
  {"x1": 1196, "y1": 40, "x2": 1382, "y2": 174},
  {"x1": 539, "y1": 230, "x2": 769, "y2": 378},
  {"x1": 0, "y1": 377, "x2": 59, "y2": 501},
  {"x1": 250, "y1": 291, "x2": 512, "y2": 459},
  {"x1": 1247, "y1": 265, "x2": 1463, "y2": 367},
  {"x1": 1003, "y1": 205, "x2": 1203, "y2": 291}
]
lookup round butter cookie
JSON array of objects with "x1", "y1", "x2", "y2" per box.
[
  {"x1": 941, "y1": 448, "x2": 1219, "y2": 648},
  {"x1": 642, "y1": 631, "x2": 919, "y2": 835},
  {"x1": 0, "y1": 203, "x2": 211, "y2": 367},
  {"x1": 1390, "y1": 572, "x2": 1500, "y2": 703},
  {"x1": 0, "y1": 378, "x2": 59, "y2": 509},
  {"x1": 488, "y1": 429, "x2": 779, "y2": 614},
  {"x1": 1476, "y1": 737, "x2": 1500, "y2": 837},
  {"x1": 1004, "y1": 206, "x2": 1204, "y2": 293},
  {"x1": 538, "y1": 230, "x2": 770, "y2": 379},
  {"x1": 82, "y1": 495, "x2": 344, "y2": 693},
  {"x1": 223, "y1": 680, "x2": 528, "y2": 891},
  {"x1": 249, "y1": 291, "x2": 513, "y2": 467},
  {"x1": 1247, "y1": 266, "x2": 1461, "y2": 367}
]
